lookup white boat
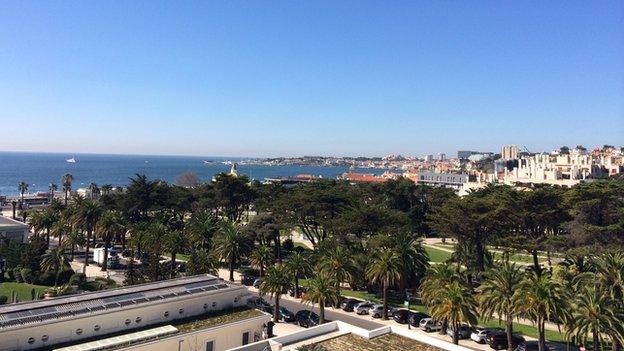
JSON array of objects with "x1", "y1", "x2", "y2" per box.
[{"x1": 66, "y1": 157, "x2": 76, "y2": 163}]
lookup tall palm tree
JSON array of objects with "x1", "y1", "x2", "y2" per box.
[
  {"x1": 61, "y1": 173, "x2": 73, "y2": 206},
  {"x1": 164, "y1": 229, "x2": 186, "y2": 278},
  {"x1": 187, "y1": 249, "x2": 218, "y2": 275},
  {"x1": 65, "y1": 229, "x2": 85, "y2": 261},
  {"x1": 286, "y1": 251, "x2": 311, "y2": 298},
  {"x1": 41, "y1": 247, "x2": 71, "y2": 287},
  {"x1": 88, "y1": 183, "x2": 99, "y2": 200},
  {"x1": 593, "y1": 252, "x2": 624, "y2": 351},
  {"x1": 18, "y1": 181, "x2": 28, "y2": 206},
  {"x1": 392, "y1": 232, "x2": 429, "y2": 289},
  {"x1": 479, "y1": 257, "x2": 524, "y2": 351},
  {"x1": 302, "y1": 273, "x2": 340, "y2": 324},
  {"x1": 213, "y1": 221, "x2": 253, "y2": 281},
  {"x1": 366, "y1": 249, "x2": 402, "y2": 320},
  {"x1": 100, "y1": 184, "x2": 113, "y2": 195},
  {"x1": 430, "y1": 280, "x2": 479, "y2": 344},
  {"x1": 317, "y1": 244, "x2": 354, "y2": 296},
  {"x1": 250, "y1": 244, "x2": 274, "y2": 277},
  {"x1": 186, "y1": 210, "x2": 220, "y2": 250},
  {"x1": 519, "y1": 270, "x2": 570, "y2": 351},
  {"x1": 40, "y1": 209, "x2": 58, "y2": 246},
  {"x1": 75, "y1": 200, "x2": 103, "y2": 272},
  {"x1": 48, "y1": 183, "x2": 58, "y2": 202},
  {"x1": 420, "y1": 263, "x2": 458, "y2": 334},
  {"x1": 95, "y1": 210, "x2": 123, "y2": 271},
  {"x1": 51, "y1": 217, "x2": 71, "y2": 250},
  {"x1": 566, "y1": 285, "x2": 624, "y2": 351},
  {"x1": 260, "y1": 264, "x2": 291, "y2": 322}
]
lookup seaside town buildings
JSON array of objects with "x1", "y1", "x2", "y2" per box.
[{"x1": 0, "y1": 216, "x2": 30, "y2": 243}]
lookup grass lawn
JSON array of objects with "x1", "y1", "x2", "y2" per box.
[
  {"x1": 424, "y1": 246, "x2": 452, "y2": 263},
  {"x1": 0, "y1": 281, "x2": 48, "y2": 302},
  {"x1": 162, "y1": 253, "x2": 190, "y2": 262}
]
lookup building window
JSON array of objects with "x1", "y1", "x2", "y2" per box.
[
  {"x1": 28, "y1": 337, "x2": 35, "y2": 344},
  {"x1": 94, "y1": 325, "x2": 101, "y2": 332},
  {"x1": 179, "y1": 308, "x2": 184, "y2": 314},
  {"x1": 76, "y1": 328, "x2": 83, "y2": 335},
  {"x1": 42, "y1": 335, "x2": 49, "y2": 342},
  {"x1": 242, "y1": 331, "x2": 250, "y2": 345},
  {"x1": 135, "y1": 317, "x2": 142, "y2": 323},
  {"x1": 125, "y1": 319, "x2": 131, "y2": 326},
  {"x1": 212, "y1": 302, "x2": 217, "y2": 308},
  {"x1": 164, "y1": 311, "x2": 170, "y2": 318},
  {"x1": 234, "y1": 297, "x2": 239, "y2": 303},
  {"x1": 205, "y1": 340, "x2": 214, "y2": 351},
  {"x1": 203, "y1": 303, "x2": 208, "y2": 310}
]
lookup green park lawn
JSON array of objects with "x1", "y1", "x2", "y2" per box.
[
  {"x1": 424, "y1": 246, "x2": 452, "y2": 263},
  {"x1": 0, "y1": 281, "x2": 48, "y2": 302}
]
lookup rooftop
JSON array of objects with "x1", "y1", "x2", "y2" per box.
[
  {"x1": 0, "y1": 216, "x2": 29, "y2": 229},
  {"x1": 0, "y1": 274, "x2": 245, "y2": 330},
  {"x1": 314, "y1": 333, "x2": 445, "y2": 351}
]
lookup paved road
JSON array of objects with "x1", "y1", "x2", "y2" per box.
[{"x1": 278, "y1": 298, "x2": 384, "y2": 330}]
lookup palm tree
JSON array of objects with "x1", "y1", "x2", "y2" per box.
[
  {"x1": 18, "y1": 181, "x2": 28, "y2": 206},
  {"x1": 95, "y1": 210, "x2": 123, "y2": 271},
  {"x1": 420, "y1": 263, "x2": 458, "y2": 334},
  {"x1": 40, "y1": 209, "x2": 58, "y2": 246},
  {"x1": 88, "y1": 183, "x2": 99, "y2": 200},
  {"x1": 75, "y1": 200, "x2": 103, "y2": 272},
  {"x1": 260, "y1": 264, "x2": 291, "y2": 322},
  {"x1": 392, "y1": 232, "x2": 429, "y2": 289},
  {"x1": 566, "y1": 285, "x2": 624, "y2": 351},
  {"x1": 186, "y1": 210, "x2": 220, "y2": 250},
  {"x1": 100, "y1": 184, "x2": 113, "y2": 195},
  {"x1": 592, "y1": 252, "x2": 624, "y2": 351},
  {"x1": 51, "y1": 217, "x2": 72, "y2": 251},
  {"x1": 519, "y1": 270, "x2": 570, "y2": 351},
  {"x1": 41, "y1": 247, "x2": 71, "y2": 287},
  {"x1": 164, "y1": 229, "x2": 186, "y2": 278},
  {"x1": 479, "y1": 256, "x2": 524, "y2": 351},
  {"x1": 317, "y1": 244, "x2": 354, "y2": 296},
  {"x1": 61, "y1": 173, "x2": 73, "y2": 205},
  {"x1": 430, "y1": 280, "x2": 478, "y2": 344},
  {"x1": 366, "y1": 249, "x2": 402, "y2": 320},
  {"x1": 286, "y1": 251, "x2": 311, "y2": 298},
  {"x1": 302, "y1": 273, "x2": 340, "y2": 324},
  {"x1": 213, "y1": 221, "x2": 253, "y2": 281},
  {"x1": 65, "y1": 229, "x2": 85, "y2": 260},
  {"x1": 48, "y1": 183, "x2": 58, "y2": 202},
  {"x1": 187, "y1": 249, "x2": 218, "y2": 275},
  {"x1": 250, "y1": 244, "x2": 274, "y2": 277}
]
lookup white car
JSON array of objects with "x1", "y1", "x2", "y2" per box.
[
  {"x1": 354, "y1": 301, "x2": 375, "y2": 315},
  {"x1": 370, "y1": 304, "x2": 395, "y2": 318},
  {"x1": 470, "y1": 327, "x2": 503, "y2": 344},
  {"x1": 419, "y1": 318, "x2": 442, "y2": 332}
]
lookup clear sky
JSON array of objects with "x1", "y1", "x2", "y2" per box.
[{"x1": 1, "y1": 1, "x2": 622, "y2": 157}]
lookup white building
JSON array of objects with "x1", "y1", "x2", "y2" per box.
[
  {"x1": 0, "y1": 216, "x2": 30, "y2": 243},
  {"x1": 501, "y1": 145, "x2": 518, "y2": 160},
  {"x1": 0, "y1": 275, "x2": 264, "y2": 351}
]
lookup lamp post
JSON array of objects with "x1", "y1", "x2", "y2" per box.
[{"x1": 405, "y1": 291, "x2": 413, "y2": 329}]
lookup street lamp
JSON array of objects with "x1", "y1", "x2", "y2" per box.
[{"x1": 405, "y1": 291, "x2": 414, "y2": 329}]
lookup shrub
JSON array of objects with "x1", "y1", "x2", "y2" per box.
[
  {"x1": 0, "y1": 296, "x2": 7, "y2": 305},
  {"x1": 69, "y1": 273, "x2": 87, "y2": 287},
  {"x1": 37, "y1": 271, "x2": 57, "y2": 286},
  {"x1": 57, "y1": 269, "x2": 75, "y2": 285},
  {"x1": 20, "y1": 268, "x2": 35, "y2": 284},
  {"x1": 282, "y1": 239, "x2": 294, "y2": 254},
  {"x1": 12, "y1": 267, "x2": 23, "y2": 283}
]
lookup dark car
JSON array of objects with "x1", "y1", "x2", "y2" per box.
[
  {"x1": 268, "y1": 306, "x2": 295, "y2": 322},
  {"x1": 294, "y1": 310, "x2": 320, "y2": 328},
  {"x1": 341, "y1": 298, "x2": 363, "y2": 312},
  {"x1": 253, "y1": 278, "x2": 263, "y2": 289},
  {"x1": 487, "y1": 332, "x2": 525, "y2": 350},
  {"x1": 408, "y1": 312, "x2": 430, "y2": 327},
  {"x1": 516, "y1": 341, "x2": 550, "y2": 351},
  {"x1": 241, "y1": 274, "x2": 257, "y2": 286},
  {"x1": 288, "y1": 286, "x2": 308, "y2": 298},
  {"x1": 392, "y1": 309, "x2": 411, "y2": 324},
  {"x1": 246, "y1": 297, "x2": 272, "y2": 312}
]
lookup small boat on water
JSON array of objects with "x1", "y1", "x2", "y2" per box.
[
  {"x1": 203, "y1": 160, "x2": 214, "y2": 165},
  {"x1": 66, "y1": 157, "x2": 76, "y2": 163}
]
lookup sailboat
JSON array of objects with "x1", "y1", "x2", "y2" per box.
[{"x1": 66, "y1": 157, "x2": 76, "y2": 163}]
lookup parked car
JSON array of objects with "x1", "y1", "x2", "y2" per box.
[
  {"x1": 267, "y1": 306, "x2": 295, "y2": 322},
  {"x1": 392, "y1": 309, "x2": 411, "y2": 324},
  {"x1": 246, "y1": 297, "x2": 272, "y2": 312},
  {"x1": 288, "y1": 286, "x2": 308, "y2": 298},
  {"x1": 253, "y1": 278, "x2": 263, "y2": 289},
  {"x1": 486, "y1": 332, "x2": 525, "y2": 350},
  {"x1": 241, "y1": 274, "x2": 257, "y2": 286},
  {"x1": 294, "y1": 310, "x2": 320, "y2": 328},
  {"x1": 419, "y1": 318, "x2": 443, "y2": 332},
  {"x1": 341, "y1": 298, "x2": 363, "y2": 312},
  {"x1": 355, "y1": 302, "x2": 375, "y2": 315},
  {"x1": 447, "y1": 324, "x2": 472, "y2": 339},
  {"x1": 408, "y1": 312, "x2": 431, "y2": 327},
  {"x1": 370, "y1": 304, "x2": 395, "y2": 318},
  {"x1": 471, "y1": 327, "x2": 504, "y2": 344},
  {"x1": 516, "y1": 341, "x2": 550, "y2": 351}
]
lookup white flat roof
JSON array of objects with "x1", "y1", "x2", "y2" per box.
[
  {"x1": 0, "y1": 216, "x2": 29, "y2": 229},
  {"x1": 53, "y1": 325, "x2": 179, "y2": 351}
]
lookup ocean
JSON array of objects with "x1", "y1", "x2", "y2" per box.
[{"x1": 0, "y1": 152, "x2": 387, "y2": 196}]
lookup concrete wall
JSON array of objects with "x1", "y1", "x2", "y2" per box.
[
  {"x1": 0, "y1": 287, "x2": 250, "y2": 351},
  {"x1": 120, "y1": 314, "x2": 270, "y2": 351}
]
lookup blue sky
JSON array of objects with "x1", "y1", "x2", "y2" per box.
[{"x1": 0, "y1": 1, "x2": 622, "y2": 157}]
